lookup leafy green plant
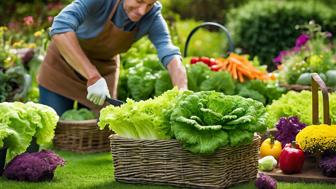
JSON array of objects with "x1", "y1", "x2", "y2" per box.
[
  {"x1": 266, "y1": 91, "x2": 336, "y2": 128},
  {"x1": 0, "y1": 102, "x2": 59, "y2": 161},
  {"x1": 60, "y1": 101, "x2": 96, "y2": 121},
  {"x1": 61, "y1": 109, "x2": 95, "y2": 121},
  {"x1": 98, "y1": 89, "x2": 182, "y2": 140},
  {"x1": 170, "y1": 91, "x2": 267, "y2": 154}
]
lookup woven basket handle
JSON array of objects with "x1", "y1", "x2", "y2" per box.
[
  {"x1": 183, "y1": 22, "x2": 234, "y2": 57},
  {"x1": 311, "y1": 73, "x2": 331, "y2": 125}
]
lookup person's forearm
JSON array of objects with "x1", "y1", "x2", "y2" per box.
[
  {"x1": 167, "y1": 57, "x2": 188, "y2": 90},
  {"x1": 52, "y1": 32, "x2": 101, "y2": 86}
]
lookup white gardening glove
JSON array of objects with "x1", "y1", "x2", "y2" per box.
[{"x1": 86, "y1": 78, "x2": 111, "y2": 105}]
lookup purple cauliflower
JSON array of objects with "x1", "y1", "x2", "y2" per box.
[
  {"x1": 255, "y1": 173, "x2": 277, "y2": 189},
  {"x1": 320, "y1": 155, "x2": 336, "y2": 177},
  {"x1": 32, "y1": 150, "x2": 65, "y2": 172},
  {"x1": 3, "y1": 150, "x2": 65, "y2": 182}
]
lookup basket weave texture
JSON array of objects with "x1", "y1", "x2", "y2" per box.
[
  {"x1": 110, "y1": 134, "x2": 260, "y2": 189},
  {"x1": 54, "y1": 119, "x2": 111, "y2": 153}
]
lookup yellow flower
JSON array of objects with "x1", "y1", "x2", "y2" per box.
[
  {"x1": 13, "y1": 41, "x2": 24, "y2": 48},
  {"x1": 0, "y1": 26, "x2": 8, "y2": 32},
  {"x1": 4, "y1": 56, "x2": 16, "y2": 68},
  {"x1": 34, "y1": 31, "x2": 42, "y2": 37},
  {"x1": 296, "y1": 124, "x2": 336, "y2": 153},
  {"x1": 27, "y1": 43, "x2": 36, "y2": 49}
]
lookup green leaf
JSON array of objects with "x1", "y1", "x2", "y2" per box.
[{"x1": 228, "y1": 130, "x2": 254, "y2": 147}]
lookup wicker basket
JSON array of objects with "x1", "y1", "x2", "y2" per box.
[
  {"x1": 53, "y1": 119, "x2": 112, "y2": 153},
  {"x1": 110, "y1": 134, "x2": 260, "y2": 189}
]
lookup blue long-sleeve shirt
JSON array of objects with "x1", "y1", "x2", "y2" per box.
[{"x1": 50, "y1": 0, "x2": 181, "y2": 68}]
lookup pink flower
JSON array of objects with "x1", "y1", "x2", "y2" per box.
[
  {"x1": 325, "y1": 32, "x2": 333, "y2": 38},
  {"x1": 48, "y1": 16, "x2": 54, "y2": 23},
  {"x1": 291, "y1": 46, "x2": 301, "y2": 52},
  {"x1": 23, "y1": 16, "x2": 34, "y2": 26},
  {"x1": 273, "y1": 50, "x2": 290, "y2": 63}
]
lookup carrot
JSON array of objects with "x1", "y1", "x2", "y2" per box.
[
  {"x1": 238, "y1": 71, "x2": 244, "y2": 83},
  {"x1": 226, "y1": 62, "x2": 233, "y2": 73},
  {"x1": 231, "y1": 63, "x2": 238, "y2": 79},
  {"x1": 229, "y1": 57, "x2": 250, "y2": 70},
  {"x1": 236, "y1": 67, "x2": 253, "y2": 79}
]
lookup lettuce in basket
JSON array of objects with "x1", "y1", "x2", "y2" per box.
[
  {"x1": 170, "y1": 91, "x2": 267, "y2": 154},
  {"x1": 61, "y1": 108, "x2": 95, "y2": 121},
  {"x1": 98, "y1": 88, "x2": 182, "y2": 140}
]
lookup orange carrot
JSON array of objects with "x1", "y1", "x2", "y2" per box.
[{"x1": 238, "y1": 71, "x2": 244, "y2": 83}]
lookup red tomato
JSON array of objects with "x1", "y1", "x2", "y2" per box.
[{"x1": 190, "y1": 57, "x2": 200, "y2": 64}]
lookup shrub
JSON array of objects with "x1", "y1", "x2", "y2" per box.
[
  {"x1": 162, "y1": 0, "x2": 248, "y2": 23},
  {"x1": 227, "y1": 0, "x2": 336, "y2": 70}
]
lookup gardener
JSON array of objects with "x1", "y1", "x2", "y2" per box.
[{"x1": 37, "y1": 0, "x2": 187, "y2": 115}]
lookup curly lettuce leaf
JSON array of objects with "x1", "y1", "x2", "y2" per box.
[
  {"x1": 228, "y1": 130, "x2": 254, "y2": 147},
  {"x1": 61, "y1": 108, "x2": 95, "y2": 121},
  {"x1": 200, "y1": 71, "x2": 235, "y2": 95},
  {"x1": 170, "y1": 91, "x2": 267, "y2": 154},
  {"x1": 0, "y1": 102, "x2": 58, "y2": 161},
  {"x1": 266, "y1": 90, "x2": 336, "y2": 128},
  {"x1": 98, "y1": 88, "x2": 181, "y2": 140},
  {"x1": 154, "y1": 70, "x2": 173, "y2": 96},
  {"x1": 25, "y1": 102, "x2": 59, "y2": 145},
  {"x1": 127, "y1": 64, "x2": 156, "y2": 101},
  {"x1": 186, "y1": 63, "x2": 211, "y2": 92}
]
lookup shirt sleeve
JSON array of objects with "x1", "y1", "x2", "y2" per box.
[
  {"x1": 49, "y1": 0, "x2": 104, "y2": 36},
  {"x1": 148, "y1": 14, "x2": 181, "y2": 68}
]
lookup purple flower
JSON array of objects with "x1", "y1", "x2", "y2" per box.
[
  {"x1": 325, "y1": 32, "x2": 333, "y2": 38},
  {"x1": 273, "y1": 50, "x2": 290, "y2": 63},
  {"x1": 295, "y1": 34, "x2": 310, "y2": 48},
  {"x1": 275, "y1": 116, "x2": 306, "y2": 147},
  {"x1": 320, "y1": 155, "x2": 336, "y2": 177}
]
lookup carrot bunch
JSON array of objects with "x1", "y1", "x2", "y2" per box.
[{"x1": 213, "y1": 53, "x2": 275, "y2": 82}]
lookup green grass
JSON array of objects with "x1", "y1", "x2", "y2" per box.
[{"x1": 0, "y1": 150, "x2": 335, "y2": 189}]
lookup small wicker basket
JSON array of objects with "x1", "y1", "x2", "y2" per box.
[
  {"x1": 109, "y1": 134, "x2": 260, "y2": 189},
  {"x1": 53, "y1": 119, "x2": 111, "y2": 153}
]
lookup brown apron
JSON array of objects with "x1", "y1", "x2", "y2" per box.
[{"x1": 37, "y1": 0, "x2": 136, "y2": 112}]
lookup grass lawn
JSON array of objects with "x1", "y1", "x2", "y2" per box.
[{"x1": 0, "y1": 150, "x2": 335, "y2": 189}]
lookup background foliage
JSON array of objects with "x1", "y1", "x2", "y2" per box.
[{"x1": 226, "y1": 0, "x2": 336, "y2": 70}]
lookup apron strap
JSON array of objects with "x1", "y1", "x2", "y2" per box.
[{"x1": 108, "y1": 0, "x2": 122, "y2": 21}]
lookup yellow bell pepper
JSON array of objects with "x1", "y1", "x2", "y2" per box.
[{"x1": 260, "y1": 137, "x2": 282, "y2": 159}]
